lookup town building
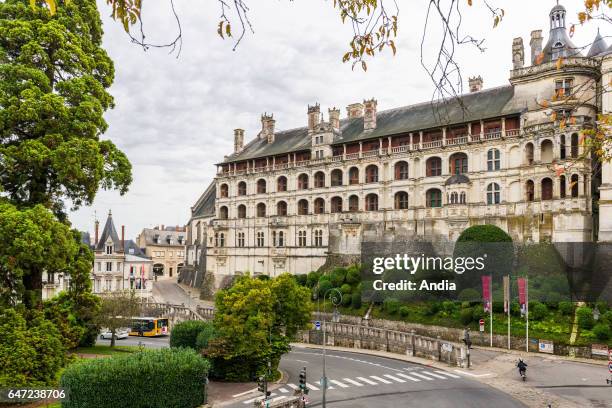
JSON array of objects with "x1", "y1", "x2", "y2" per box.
[
  {"x1": 185, "y1": 3, "x2": 612, "y2": 287},
  {"x1": 91, "y1": 211, "x2": 153, "y2": 295},
  {"x1": 136, "y1": 226, "x2": 187, "y2": 280}
]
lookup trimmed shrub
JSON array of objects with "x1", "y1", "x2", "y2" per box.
[
  {"x1": 383, "y1": 298, "x2": 401, "y2": 314},
  {"x1": 351, "y1": 292, "x2": 362, "y2": 309},
  {"x1": 576, "y1": 307, "x2": 595, "y2": 330},
  {"x1": 424, "y1": 302, "x2": 440, "y2": 316},
  {"x1": 441, "y1": 301, "x2": 457, "y2": 314},
  {"x1": 306, "y1": 271, "x2": 321, "y2": 287},
  {"x1": 317, "y1": 280, "x2": 333, "y2": 297},
  {"x1": 457, "y1": 224, "x2": 512, "y2": 243},
  {"x1": 558, "y1": 301, "x2": 574, "y2": 316},
  {"x1": 341, "y1": 294, "x2": 352, "y2": 307},
  {"x1": 294, "y1": 274, "x2": 307, "y2": 286},
  {"x1": 530, "y1": 302, "x2": 548, "y2": 321},
  {"x1": 459, "y1": 308, "x2": 474, "y2": 325},
  {"x1": 195, "y1": 324, "x2": 216, "y2": 350},
  {"x1": 170, "y1": 320, "x2": 214, "y2": 350},
  {"x1": 330, "y1": 268, "x2": 347, "y2": 287},
  {"x1": 593, "y1": 323, "x2": 610, "y2": 341},
  {"x1": 340, "y1": 284, "x2": 352, "y2": 294},
  {"x1": 399, "y1": 306, "x2": 410, "y2": 317},
  {"x1": 345, "y1": 267, "x2": 361, "y2": 285},
  {"x1": 61, "y1": 348, "x2": 210, "y2": 408}
]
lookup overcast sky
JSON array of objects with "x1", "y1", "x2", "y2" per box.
[{"x1": 70, "y1": 0, "x2": 607, "y2": 240}]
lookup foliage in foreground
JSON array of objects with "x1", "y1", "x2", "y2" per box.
[
  {"x1": 61, "y1": 348, "x2": 210, "y2": 408},
  {"x1": 170, "y1": 320, "x2": 215, "y2": 350}
]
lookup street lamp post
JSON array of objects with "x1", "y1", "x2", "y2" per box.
[{"x1": 321, "y1": 288, "x2": 342, "y2": 408}]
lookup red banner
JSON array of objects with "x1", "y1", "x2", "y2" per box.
[
  {"x1": 517, "y1": 278, "x2": 526, "y2": 305},
  {"x1": 482, "y1": 275, "x2": 491, "y2": 312}
]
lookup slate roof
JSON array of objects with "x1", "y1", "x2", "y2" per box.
[
  {"x1": 140, "y1": 228, "x2": 186, "y2": 246},
  {"x1": 587, "y1": 30, "x2": 608, "y2": 57},
  {"x1": 80, "y1": 231, "x2": 91, "y2": 248},
  {"x1": 124, "y1": 239, "x2": 149, "y2": 259},
  {"x1": 223, "y1": 86, "x2": 521, "y2": 163},
  {"x1": 96, "y1": 212, "x2": 121, "y2": 252},
  {"x1": 192, "y1": 181, "x2": 216, "y2": 218}
]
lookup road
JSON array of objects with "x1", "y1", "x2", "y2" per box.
[
  {"x1": 96, "y1": 334, "x2": 170, "y2": 349},
  {"x1": 226, "y1": 347, "x2": 526, "y2": 408},
  {"x1": 152, "y1": 280, "x2": 195, "y2": 305}
]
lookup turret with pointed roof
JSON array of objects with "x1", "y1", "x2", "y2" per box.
[
  {"x1": 540, "y1": 2, "x2": 581, "y2": 63},
  {"x1": 587, "y1": 29, "x2": 608, "y2": 57},
  {"x1": 95, "y1": 210, "x2": 122, "y2": 253}
]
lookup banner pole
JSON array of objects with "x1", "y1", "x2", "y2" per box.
[
  {"x1": 525, "y1": 277, "x2": 529, "y2": 353},
  {"x1": 506, "y1": 275, "x2": 511, "y2": 350},
  {"x1": 490, "y1": 275, "x2": 493, "y2": 347}
]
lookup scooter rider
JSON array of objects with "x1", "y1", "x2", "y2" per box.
[{"x1": 517, "y1": 359, "x2": 527, "y2": 379}]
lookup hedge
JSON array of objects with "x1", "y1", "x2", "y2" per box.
[
  {"x1": 170, "y1": 320, "x2": 214, "y2": 350},
  {"x1": 61, "y1": 348, "x2": 210, "y2": 408}
]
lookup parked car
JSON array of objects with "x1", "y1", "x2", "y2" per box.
[{"x1": 99, "y1": 328, "x2": 129, "y2": 340}]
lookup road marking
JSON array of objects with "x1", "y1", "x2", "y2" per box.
[
  {"x1": 454, "y1": 370, "x2": 493, "y2": 378},
  {"x1": 370, "y1": 375, "x2": 392, "y2": 384},
  {"x1": 421, "y1": 371, "x2": 447, "y2": 379},
  {"x1": 410, "y1": 372, "x2": 435, "y2": 381},
  {"x1": 384, "y1": 374, "x2": 406, "y2": 383},
  {"x1": 306, "y1": 382, "x2": 319, "y2": 391},
  {"x1": 330, "y1": 379, "x2": 349, "y2": 388},
  {"x1": 356, "y1": 377, "x2": 378, "y2": 385},
  {"x1": 434, "y1": 370, "x2": 461, "y2": 379},
  {"x1": 396, "y1": 373, "x2": 421, "y2": 382},
  {"x1": 243, "y1": 393, "x2": 277, "y2": 404},
  {"x1": 278, "y1": 388, "x2": 288, "y2": 393},
  {"x1": 342, "y1": 378, "x2": 363, "y2": 387},
  {"x1": 286, "y1": 383, "x2": 298, "y2": 390},
  {"x1": 271, "y1": 396, "x2": 285, "y2": 403},
  {"x1": 232, "y1": 388, "x2": 257, "y2": 398}
]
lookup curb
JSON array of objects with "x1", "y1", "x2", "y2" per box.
[{"x1": 470, "y1": 344, "x2": 609, "y2": 367}]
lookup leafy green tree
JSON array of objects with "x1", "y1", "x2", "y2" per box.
[
  {"x1": 94, "y1": 291, "x2": 140, "y2": 347},
  {"x1": 170, "y1": 320, "x2": 214, "y2": 350}
]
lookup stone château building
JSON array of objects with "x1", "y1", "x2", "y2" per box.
[
  {"x1": 136, "y1": 225, "x2": 187, "y2": 280},
  {"x1": 184, "y1": 4, "x2": 612, "y2": 286}
]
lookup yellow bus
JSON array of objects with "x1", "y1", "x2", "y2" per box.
[{"x1": 129, "y1": 317, "x2": 169, "y2": 337}]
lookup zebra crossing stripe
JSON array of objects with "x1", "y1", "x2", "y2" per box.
[
  {"x1": 278, "y1": 388, "x2": 288, "y2": 393},
  {"x1": 286, "y1": 383, "x2": 298, "y2": 390},
  {"x1": 410, "y1": 372, "x2": 435, "y2": 381},
  {"x1": 396, "y1": 373, "x2": 421, "y2": 382},
  {"x1": 370, "y1": 375, "x2": 392, "y2": 384},
  {"x1": 356, "y1": 376, "x2": 378, "y2": 385},
  {"x1": 330, "y1": 379, "x2": 349, "y2": 388},
  {"x1": 342, "y1": 378, "x2": 363, "y2": 387},
  {"x1": 383, "y1": 374, "x2": 406, "y2": 383},
  {"x1": 434, "y1": 370, "x2": 461, "y2": 379},
  {"x1": 306, "y1": 382, "x2": 319, "y2": 391},
  {"x1": 421, "y1": 371, "x2": 447, "y2": 380}
]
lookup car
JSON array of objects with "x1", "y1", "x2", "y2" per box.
[{"x1": 99, "y1": 328, "x2": 129, "y2": 340}]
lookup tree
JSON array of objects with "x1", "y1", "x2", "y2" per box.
[{"x1": 94, "y1": 291, "x2": 140, "y2": 347}]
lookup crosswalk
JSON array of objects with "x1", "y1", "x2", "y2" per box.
[{"x1": 242, "y1": 369, "x2": 461, "y2": 404}]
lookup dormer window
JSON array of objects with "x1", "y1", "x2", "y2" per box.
[
  {"x1": 106, "y1": 244, "x2": 113, "y2": 255},
  {"x1": 154, "y1": 234, "x2": 160, "y2": 244},
  {"x1": 129, "y1": 248, "x2": 134, "y2": 254},
  {"x1": 555, "y1": 78, "x2": 573, "y2": 98}
]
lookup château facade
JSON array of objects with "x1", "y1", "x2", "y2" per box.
[{"x1": 184, "y1": 4, "x2": 612, "y2": 286}]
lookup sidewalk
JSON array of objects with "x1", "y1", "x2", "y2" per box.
[{"x1": 290, "y1": 342, "x2": 583, "y2": 408}]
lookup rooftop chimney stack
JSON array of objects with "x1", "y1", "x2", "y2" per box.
[
  {"x1": 363, "y1": 98, "x2": 378, "y2": 130},
  {"x1": 94, "y1": 220, "x2": 99, "y2": 246},
  {"x1": 307, "y1": 104, "x2": 320, "y2": 133},
  {"x1": 468, "y1": 76, "x2": 483, "y2": 93},
  {"x1": 121, "y1": 225, "x2": 125, "y2": 251},
  {"x1": 346, "y1": 102, "x2": 364, "y2": 119},
  {"x1": 260, "y1": 113, "x2": 275, "y2": 144},
  {"x1": 530, "y1": 30, "x2": 543, "y2": 65},
  {"x1": 328, "y1": 107, "x2": 340, "y2": 131},
  {"x1": 512, "y1": 37, "x2": 525, "y2": 69},
  {"x1": 234, "y1": 129, "x2": 244, "y2": 153}
]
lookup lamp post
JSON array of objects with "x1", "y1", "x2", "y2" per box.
[
  {"x1": 321, "y1": 288, "x2": 342, "y2": 408},
  {"x1": 593, "y1": 305, "x2": 600, "y2": 322}
]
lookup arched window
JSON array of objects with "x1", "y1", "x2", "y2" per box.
[
  {"x1": 313, "y1": 230, "x2": 323, "y2": 247},
  {"x1": 487, "y1": 149, "x2": 501, "y2": 171},
  {"x1": 298, "y1": 199, "x2": 309, "y2": 215},
  {"x1": 256, "y1": 202, "x2": 266, "y2": 217},
  {"x1": 525, "y1": 142, "x2": 534, "y2": 165},
  {"x1": 237, "y1": 181, "x2": 247, "y2": 196},
  {"x1": 278, "y1": 231, "x2": 285, "y2": 247},
  {"x1": 394, "y1": 192, "x2": 409, "y2": 209},
  {"x1": 348, "y1": 195, "x2": 359, "y2": 212},
  {"x1": 277, "y1": 176, "x2": 287, "y2": 192},
  {"x1": 331, "y1": 196, "x2": 343, "y2": 213},
  {"x1": 571, "y1": 174, "x2": 579, "y2": 197},
  {"x1": 298, "y1": 174, "x2": 309, "y2": 190},
  {"x1": 450, "y1": 192, "x2": 458, "y2": 204},
  {"x1": 365, "y1": 193, "x2": 378, "y2": 211},
  {"x1": 394, "y1": 161, "x2": 409, "y2": 180},
  {"x1": 526, "y1": 180, "x2": 535, "y2": 202},
  {"x1": 560, "y1": 175, "x2": 566, "y2": 198},
  {"x1": 314, "y1": 198, "x2": 325, "y2": 214},
  {"x1": 449, "y1": 153, "x2": 468, "y2": 175},
  {"x1": 220, "y1": 183, "x2": 229, "y2": 198},
  {"x1": 541, "y1": 140, "x2": 553, "y2": 163},
  {"x1": 297, "y1": 231, "x2": 307, "y2": 247},
  {"x1": 349, "y1": 167, "x2": 359, "y2": 185},
  {"x1": 331, "y1": 169, "x2": 343, "y2": 186},
  {"x1": 426, "y1": 157, "x2": 442, "y2": 177},
  {"x1": 215, "y1": 232, "x2": 225, "y2": 247},
  {"x1": 487, "y1": 183, "x2": 501, "y2": 205},
  {"x1": 237, "y1": 204, "x2": 246, "y2": 219},
  {"x1": 571, "y1": 133, "x2": 579, "y2": 158},
  {"x1": 257, "y1": 179, "x2": 267, "y2": 194},
  {"x1": 314, "y1": 171, "x2": 325, "y2": 188},
  {"x1": 365, "y1": 165, "x2": 379, "y2": 183},
  {"x1": 460, "y1": 192, "x2": 466, "y2": 204},
  {"x1": 219, "y1": 206, "x2": 228, "y2": 219},
  {"x1": 560, "y1": 135, "x2": 566, "y2": 159},
  {"x1": 541, "y1": 178, "x2": 553, "y2": 200},
  {"x1": 426, "y1": 189, "x2": 442, "y2": 208},
  {"x1": 277, "y1": 201, "x2": 287, "y2": 216}
]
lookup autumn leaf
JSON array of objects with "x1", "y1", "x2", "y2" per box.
[
  {"x1": 467, "y1": 0, "x2": 473, "y2": 5},
  {"x1": 556, "y1": 57, "x2": 564, "y2": 70},
  {"x1": 535, "y1": 52, "x2": 545, "y2": 65}
]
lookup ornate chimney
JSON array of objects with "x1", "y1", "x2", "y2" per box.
[
  {"x1": 307, "y1": 104, "x2": 320, "y2": 133},
  {"x1": 346, "y1": 103, "x2": 364, "y2": 119},
  {"x1": 363, "y1": 98, "x2": 378, "y2": 130},
  {"x1": 121, "y1": 225, "x2": 125, "y2": 251},
  {"x1": 328, "y1": 107, "x2": 340, "y2": 131},
  {"x1": 512, "y1": 37, "x2": 524, "y2": 69},
  {"x1": 260, "y1": 113, "x2": 275, "y2": 144},
  {"x1": 530, "y1": 30, "x2": 543, "y2": 65},
  {"x1": 234, "y1": 129, "x2": 244, "y2": 153},
  {"x1": 468, "y1": 76, "x2": 483, "y2": 92},
  {"x1": 94, "y1": 220, "x2": 99, "y2": 246}
]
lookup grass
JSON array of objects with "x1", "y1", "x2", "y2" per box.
[{"x1": 72, "y1": 345, "x2": 141, "y2": 356}]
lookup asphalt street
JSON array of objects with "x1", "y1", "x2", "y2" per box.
[
  {"x1": 96, "y1": 334, "x2": 170, "y2": 349},
  {"x1": 228, "y1": 346, "x2": 527, "y2": 408}
]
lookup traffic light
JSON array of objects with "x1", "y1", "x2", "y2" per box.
[
  {"x1": 298, "y1": 367, "x2": 309, "y2": 394},
  {"x1": 257, "y1": 376, "x2": 267, "y2": 394}
]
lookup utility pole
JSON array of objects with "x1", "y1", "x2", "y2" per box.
[
  {"x1": 462, "y1": 328, "x2": 472, "y2": 368},
  {"x1": 321, "y1": 288, "x2": 342, "y2": 408}
]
